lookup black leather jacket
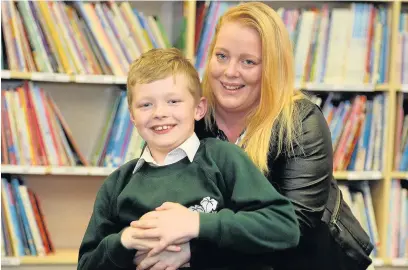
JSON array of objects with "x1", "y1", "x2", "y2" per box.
[{"x1": 190, "y1": 99, "x2": 372, "y2": 270}]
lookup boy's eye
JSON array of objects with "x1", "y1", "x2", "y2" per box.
[
  {"x1": 138, "y1": 103, "x2": 152, "y2": 108},
  {"x1": 168, "y1": 100, "x2": 181, "y2": 104}
]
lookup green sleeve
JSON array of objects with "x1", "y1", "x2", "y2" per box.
[
  {"x1": 77, "y1": 170, "x2": 136, "y2": 269},
  {"x1": 198, "y1": 141, "x2": 300, "y2": 253}
]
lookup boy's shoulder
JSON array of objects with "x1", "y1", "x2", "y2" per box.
[
  {"x1": 95, "y1": 158, "x2": 140, "y2": 201},
  {"x1": 104, "y1": 158, "x2": 140, "y2": 185}
]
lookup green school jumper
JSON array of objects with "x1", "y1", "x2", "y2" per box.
[{"x1": 78, "y1": 138, "x2": 300, "y2": 270}]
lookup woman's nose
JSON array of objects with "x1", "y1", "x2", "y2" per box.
[{"x1": 224, "y1": 61, "x2": 239, "y2": 78}]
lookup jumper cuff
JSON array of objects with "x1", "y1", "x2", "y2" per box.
[
  {"x1": 106, "y1": 230, "x2": 137, "y2": 268},
  {"x1": 198, "y1": 213, "x2": 220, "y2": 243}
]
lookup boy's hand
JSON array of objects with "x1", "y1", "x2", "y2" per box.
[
  {"x1": 135, "y1": 242, "x2": 191, "y2": 270},
  {"x1": 120, "y1": 226, "x2": 181, "y2": 252},
  {"x1": 131, "y1": 202, "x2": 199, "y2": 255}
]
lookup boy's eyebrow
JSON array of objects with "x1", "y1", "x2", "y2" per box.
[
  {"x1": 164, "y1": 92, "x2": 182, "y2": 98},
  {"x1": 214, "y1": 47, "x2": 228, "y2": 52}
]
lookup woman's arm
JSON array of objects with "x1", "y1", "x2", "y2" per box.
[{"x1": 268, "y1": 102, "x2": 332, "y2": 234}]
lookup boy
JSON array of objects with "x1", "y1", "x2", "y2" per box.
[{"x1": 78, "y1": 48, "x2": 300, "y2": 270}]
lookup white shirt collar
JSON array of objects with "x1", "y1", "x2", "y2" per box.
[{"x1": 133, "y1": 133, "x2": 200, "y2": 174}]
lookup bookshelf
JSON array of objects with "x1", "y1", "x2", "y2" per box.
[
  {"x1": 400, "y1": 84, "x2": 408, "y2": 93},
  {"x1": 0, "y1": 71, "x2": 127, "y2": 85},
  {"x1": 2, "y1": 249, "x2": 78, "y2": 265},
  {"x1": 0, "y1": 165, "x2": 115, "y2": 176},
  {"x1": 1, "y1": 0, "x2": 407, "y2": 268},
  {"x1": 0, "y1": 164, "x2": 384, "y2": 180}
]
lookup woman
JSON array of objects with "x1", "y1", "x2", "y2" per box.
[{"x1": 135, "y1": 2, "x2": 373, "y2": 270}]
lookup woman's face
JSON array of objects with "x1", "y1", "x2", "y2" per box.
[{"x1": 209, "y1": 21, "x2": 262, "y2": 115}]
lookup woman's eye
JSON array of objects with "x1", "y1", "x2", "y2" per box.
[
  {"x1": 216, "y1": 53, "x2": 227, "y2": 61},
  {"x1": 243, "y1": 59, "x2": 256, "y2": 65}
]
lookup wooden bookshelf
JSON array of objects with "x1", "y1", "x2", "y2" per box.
[
  {"x1": 374, "y1": 258, "x2": 408, "y2": 267},
  {"x1": 3, "y1": 253, "x2": 408, "y2": 267},
  {"x1": 399, "y1": 84, "x2": 408, "y2": 93},
  {"x1": 334, "y1": 171, "x2": 383, "y2": 180},
  {"x1": 1, "y1": 0, "x2": 407, "y2": 268},
  {"x1": 2, "y1": 254, "x2": 407, "y2": 267},
  {"x1": 391, "y1": 171, "x2": 408, "y2": 179},
  {"x1": 1, "y1": 70, "x2": 127, "y2": 85},
  {"x1": 303, "y1": 83, "x2": 389, "y2": 92},
  {"x1": 1, "y1": 71, "x2": 391, "y2": 92},
  {"x1": 1, "y1": 165, "x2": 386, "y2": 181},
  {"x1": 2, "y1": 249, "x2": 78, "y2": 266},
  {"x1": 0, "y1": 165, "x2": 115, "y2": 176}
]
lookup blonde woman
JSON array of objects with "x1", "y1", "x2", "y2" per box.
[{"x1": 135, "y1": 2, "x2": 373, "y2": 270}]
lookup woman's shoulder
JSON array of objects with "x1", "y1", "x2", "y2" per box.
[
  {"x1": 293, "y1": 97, "x2": 332, "y2": 154},
  {"x1": 271, "y1": 97, "x2": 332, "y2": 159},
  {"x1": 294, "y1": 97, "x2": 324, "y2": 123},
  {"x1": 195, "y1": 118, "x2": 216, "y2": 140}
]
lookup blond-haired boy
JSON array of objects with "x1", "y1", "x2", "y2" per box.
[{"x1": 78, "y1": 48, "x2": 300, "y2": 270}]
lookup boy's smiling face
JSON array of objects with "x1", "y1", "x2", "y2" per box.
[{"x1": 130, "y1": 74, "x2": 206, "y2": 161}]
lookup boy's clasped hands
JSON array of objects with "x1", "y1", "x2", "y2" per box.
[{"x1": 120, "y1": 202, "x2": 198, "y2": 270}]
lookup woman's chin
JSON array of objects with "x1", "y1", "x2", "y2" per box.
[{"x1": 217, "y1": 101, "x2": 245, "y2": 113}]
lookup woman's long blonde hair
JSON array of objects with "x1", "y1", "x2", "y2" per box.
[{"x1": 202, "y1": 2, "x2": 304, "y2": 174}]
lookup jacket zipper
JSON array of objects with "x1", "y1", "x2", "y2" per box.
[{"x1": 331, "y1": 186, "x2": 342, "y2": 232}]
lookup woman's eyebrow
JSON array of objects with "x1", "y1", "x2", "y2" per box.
[{"x1": 241, "y1": 53, "x2": 261, "y2": 61}]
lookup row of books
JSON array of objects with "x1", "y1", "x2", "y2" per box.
[
  {"x1": 1, "y1": 177, "x2": 54, "y2": 257},
  {"x1": 1, "y1": 1, "x2": 173, "y2": 75},
  {"x1": 339, "y1": 182, "x2": 379, "y2": 257},
  {"x1": 311, "y1": 93, "x2": 386, "y2": 171},
  {"x1": 195, "y1": 2, "x2": 390, "y2": 85},
  {"x1": 396, "y1": 11, "x2": 408, "y2": 85},
  {"x1": 1, "y1": 82, "x2": 87, "y2": 167},
  {"x1": 2, "y1": 0, "x2": 399, "y2": 86},
  {"x1": 1, "y1": 174, "x2": 405, "y2": 259},
  {"x1": 395, "y1": 94, "x2": 408, "y2": 171},
  {"x1": 0, "y1": 82, "x2": 145, "y2": 167},
  {"x1": 340, "y1": 180, "x2": 408, "y2": 259},
  {"x1": 89, "y1": 91, "x2": 145, "y2": 168},
  {"x1": 2, "y1": 82, "x2": 407, "y2": 172},
  {"x1": 386, "y1": 179, "x2": 408, "y2": 258}
]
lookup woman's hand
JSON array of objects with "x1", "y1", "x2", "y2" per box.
[
  {"x1": 120, "y1": 226, "x2": 181, "y2": 252},
  {"x1": 131, "y1": 202, "x2": 199, "y2": 255},
  {"x1": 135, "y1": 242, "x2": 191, "y2": 270}
]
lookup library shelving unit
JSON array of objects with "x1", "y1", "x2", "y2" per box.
[
  {"x1": 0, "y1": 0, "x2": 407, "y2": 269},
  {"x1": 1, "y1": 1, "x2": 195, "y2": 269}
]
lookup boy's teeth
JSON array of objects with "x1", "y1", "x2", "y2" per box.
[{"x1": 154, "y1": 125, "x2": 171, "y2": 131}]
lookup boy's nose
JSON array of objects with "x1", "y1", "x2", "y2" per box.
[{"x1": 153, "y1": 105, "x2": 169, "y2": 119}]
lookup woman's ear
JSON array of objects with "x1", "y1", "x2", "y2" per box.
[{"x1": 194, "y1": 97, "x2": 208, "y2": 121}]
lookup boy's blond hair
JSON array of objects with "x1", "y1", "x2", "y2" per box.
[{"x1": 127, "y1": 48, "x2": 201, "y2": 106}]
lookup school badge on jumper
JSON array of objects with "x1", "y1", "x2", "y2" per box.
[{"x1": 188, "y1": 197, "x2": 218, "y2": 213}]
